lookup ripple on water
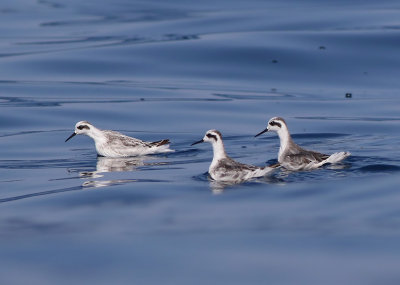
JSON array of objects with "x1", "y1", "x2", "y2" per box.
[
  {"x1": 358, "y1": 164, "x2": 400, "y2": 172},
  {"x1": 1, "y1": 1, "x2": 400, "y2": 284}
]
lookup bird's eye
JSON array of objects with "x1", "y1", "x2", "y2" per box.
[
  {"x1": 270, "y1": 121, "x2": 281, "y2": 128},
  {"x1": 206, "y1": 133, "x2": 218, "y2": 141},
  {"x1": 77, "y1": 125, "x2": 89, "y2": 130}
]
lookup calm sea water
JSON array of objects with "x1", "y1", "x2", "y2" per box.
[{"x1": 1, "y1": 0, "x2": 400, "y2": 284}]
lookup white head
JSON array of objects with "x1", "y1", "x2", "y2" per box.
[
  {"x1": 191, "y1": 129, "x2": 223, "y2": 146},
  {"x1": 255, "y1": 117, "x2": 288, "y2": 137},
  {"x1": 191, "y1": 129, "x2": 227, "y2": 160},
  {"x1": 65, "y1": 121, "x2": 95, "y2": 142}
]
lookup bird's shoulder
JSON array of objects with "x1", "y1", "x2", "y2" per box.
[
  {"x1": 103, "y1": 130, "x2": 148, "y2": 147},
  {"x1": 218, "y1": 157, "x2": 258, "y2": 172},
  {"x1": 285, "y1": 148, "x2": 329, "y2": 164}
]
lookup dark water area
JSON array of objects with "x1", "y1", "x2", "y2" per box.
[{"x1": 1, "y1": 0, "x2": 400, "y2": 284}]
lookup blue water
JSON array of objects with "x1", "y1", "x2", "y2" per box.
[{"x1": 1, "y1": 0, "x2": 400, "y2": 284}]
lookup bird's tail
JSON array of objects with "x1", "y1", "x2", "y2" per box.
[
  {"x1": 253, "y1": 165, "x2": 279, "y2": 177},
  {"x1": 150, "y1": 139, "x2": 170, "y2": 147},
  {"x1": 150, "y1": 139, "x2": 174, "y2": 153},
  {"x1": 327, "y1": 151, "x2": 351, "y2": 164}
]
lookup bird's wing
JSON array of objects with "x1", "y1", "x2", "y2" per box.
[
  {"x1": 212, "y1": 157, "x2": 276, "y2": 182},
  {"x1": 286, "y1": 149, "x2": 329, "y2": 164},
  {"x1": 282, "y1": 150, "x2": 329, "y2": 170},
  {"x1": 104, "y1": 131, "x2": 151, "y2": 148},
  {"x1": 149, "y1": 139, "x2": 170, "y2": 147},
  {"x1": 219, "y1": 158, "x2": 258, "y2": 172}
]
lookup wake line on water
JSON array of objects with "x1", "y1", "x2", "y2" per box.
[{"x1": 0, "y1": 186, "x2": 82, "y2": 203}]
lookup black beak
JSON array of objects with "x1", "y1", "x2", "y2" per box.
[
  {"x1": 255, "y1": 127, "x2": 269, "y2": 137},
  {"x1": 191, "y1": 139, "x2": 204, "y2": 146},
  {"x1": 65, "y1": 132, "x2": 77, "y2": 142}
]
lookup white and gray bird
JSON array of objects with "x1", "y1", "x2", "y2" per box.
[
  {"x1": 65, "y1": 121, "x2": 173, "y2": 157},
  {"x1": 192, "y1": 130, "x2": 277, "y2": 183},
  {"x1": 255, "y1": 117, "x2": 350, "y2": 171}
]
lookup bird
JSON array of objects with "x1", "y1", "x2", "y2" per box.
[
  {"x1": 255, "y1": 117, "x2": 350, "y2": 171},
  {"x1": 191, "y1": 129, "x2": 277, "y2": 183},
  {"x1": 65, "y1": 121, "x2": 173, "y2": 157}
]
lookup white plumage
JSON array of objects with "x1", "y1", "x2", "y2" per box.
[
  {"x1": 192, "y1": 130, "x2": 277, "y2": 183},
  {"x1": 65, "y1": 121, "x2": 173, "y2": 157},
  {"x1": 255, "y1": 117, "x2": 350, "y2": 171}
]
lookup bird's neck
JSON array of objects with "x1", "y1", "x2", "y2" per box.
[
  {"x1": 86, "y1": 127, "x2": 107, "y2": 143},
  {"x1": 211, "y1": 140, "x2": 228, "y2": 161},
  {"x1": 277, "y1": 127, "x2": 292, "y2": 160}
]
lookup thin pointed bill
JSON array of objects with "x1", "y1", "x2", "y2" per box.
[
  {"x1": 191, "y1": 139, "x2": 204, "y2": 146},
  {"x1": 254, "y1": 128, "x2": 269, "y2": 137},
  {"x1": 65, "y1": 132, "x2": 77, "y2": 142}
]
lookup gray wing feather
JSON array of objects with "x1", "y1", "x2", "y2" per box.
[
  {"x1": 213, "y1": 158, "x2": 264, "y2": 181},
  {"x1": 285, "y1": 142, "x2": 329, "y2": 164},
  {"x1": 103, "y1": 131, "x2": 150, "y2": 148},
  {"x1": 286, "y1": 151, "x2": 329, "y2": 164},
  {"x1": 219, "y1": 158, "x2": 258, "y2": 172}
]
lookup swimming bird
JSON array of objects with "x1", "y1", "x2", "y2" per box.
[
  {"x1": 65, "y1": 121, "x2": 173, "y2": 157},
  {"x1": 191, "y1": 130, "x2": 277, "y2": 183},
  {"x1": 255, "y1": 117, "x2": 350, "y2": 171}
]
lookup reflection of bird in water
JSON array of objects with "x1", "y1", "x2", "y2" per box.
[
  {"x1": 96, "y1": 156, "x2": 146, "y2": 172},
  {"x1": 81, "y1": 179, "x2": 139, "y2": 188},
  {"x1": 79, "y1": 156, "x2": 146, "y2": 179},
  {"x1": 208, "y1": 173, "x2": 284, "y2": 194},
  {"x1": 191, "y1": 130, "x2": 277, "y2": 183},
  {"x1": 65, "y1": 121, "x2": 173, "y2": 157},
  {"x1": 255, "y1": 117, "x2": 351, "y2": 171},
  {"x1": 79, "y1": 156, "x2": 165, "y2": 188}
]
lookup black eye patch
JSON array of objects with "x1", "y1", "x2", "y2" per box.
[
  {"x1": 269, "y1": 121, "x2": 281, "y2": 128},
  {"x1": 77, "y1": 125, "x2": 90, "y2": 130},
  {"x1": 206, "y1": 133, "x2": 218, "y2": 141}
]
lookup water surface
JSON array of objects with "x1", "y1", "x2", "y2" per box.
[{"x1": 1, "y1": 0, "x2": 400, "y2": 284}]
